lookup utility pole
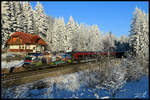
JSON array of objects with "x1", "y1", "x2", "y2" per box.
[{"x1": 107, "y1": 31, "x2": 112, "y2": 68}]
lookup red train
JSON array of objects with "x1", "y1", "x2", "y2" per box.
[{"x1": 68, "y1": 51, "x2": 127, "y2": 63}]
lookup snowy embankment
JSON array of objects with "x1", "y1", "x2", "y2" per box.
[
  {"x1": 2, "y1": 66, "x2": 149, "y2": 99},
  {"x1": 1, "y1": 53, "x2": 24, "y2": 69},
  {"x1": 2, "y1": 52, "x2": 16, "y2": 59},
  {"x1": 2, "y1": 60, "x2": 24, "y2": 69}
]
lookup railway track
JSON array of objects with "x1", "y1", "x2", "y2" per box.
[
  {"x1": 1, "y1": 60, "x2": 97, "y2": 83},
  {"x1": 2, "y1": 67, "x2": 53, "y2": 81}
]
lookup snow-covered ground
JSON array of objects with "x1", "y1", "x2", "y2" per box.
[
  {"x1": 2, "y1": 52, "x2": 17, "y2": 59},
  {"x1": 1, "y1": 68, "x2": 149, "y2": 99},
  {"x1": 1, "y1": 60, "x2": 24, "y2": 69},
  {"x1": 115, "y1": 76, "x2": 149, "y2": 98},
  {"x1": 1, "y1": 53, "x2": 24, "y2": 69}
]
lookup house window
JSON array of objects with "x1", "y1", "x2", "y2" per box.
[
  {"x1": 25, "y1": 45, "x2": 27, "y2": 49},
  {"x1": 27, "y1": 45, "x2": 30, "y2": 49},
  {"x1": 13, "y1": 37, "x2": 16, "y2": 42}
]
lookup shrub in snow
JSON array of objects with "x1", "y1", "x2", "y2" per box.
[
  {"x1": 55, "y1": 73, "x2": 80, "y2": 92},
  {"x1": 87, "y1": 65, "x2": 101, "y2": 88},
  {"x1": 100, "y1": 63, "x2": 127, "y2": 98},
  {"x1": 32, "y1": 80, "x2": 49, "y2": 90},
  {"x1": 96, "y1": 52, "x2": 147, "y2": 98},
  {"x1": 121, "y1": 57, "x2": 145, "y2": 81}
]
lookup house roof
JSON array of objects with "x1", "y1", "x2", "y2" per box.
[{"x1": 7, "y1": 32, "x2": 47, "y2": 45}]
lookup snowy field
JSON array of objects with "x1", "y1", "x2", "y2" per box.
[{"x1": 1, "y1": 68, "x2": 149, "y2": 99}]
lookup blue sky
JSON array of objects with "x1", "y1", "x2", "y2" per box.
[{"x1": 30, "y1": 1, "x2": 148, "y2": 38}]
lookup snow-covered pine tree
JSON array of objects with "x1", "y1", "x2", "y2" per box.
[
  {"x1": 85, "y1": 25, "x2": 91, "y2": 51},
  {"x1": 34, "y1": 2, "x2": 49, "y2": 39},
  {"x1": 116, "y1": 35, "x2": 130, "y2": 51},
  {"x1": 120, "y1": 35, "x2": 125, "y2": 43},
  {"x1": 78, "y1": 23, "x2": 90, "y2": 51},
  {"x1": 129, "y1": 7, "x2": 149, "y2": 58},
  {"x1": 56, "y1": 17, "x2": 66, "y2": 52},
  {"x1": 9, "y1": 1, "x2": 18, "y2": 34},
  {"x1": 13, "y1": 1, "x2": 24, "y2": 32},
  {"x1": 119, "y1": 35, "x2": 125, "y2": 51},
  {"x1": 1, "y1": 1, "x2": 13, "y2": 48},
  {"x1": 47, "y1": 16, "x2": 55, "y2": 31},
  {"x1": 45, "y1": 30, "x2": 52, "y2": 51},
  {"x1": 51, "y1": 18, "x2": 59, "y2": 52},
  {"x1": 110, "y1": 33, "x2": 117, "y2": 51},
  {"x1": 91, "y1": 25, "x2": 102, "y2": 51},
  {"x1": 21, "y1": 2, "x2": 28, "y2": 33},
  {"x1": 22, "y1": 1, "x2": 35, "y2": 34},
  {"x1": 45, "y1": 16, "x2": 55, "y2": 51},
  {"x1": 66, "y1": 16, "x2": 75, "y2": 52},
  {"x1": 76, "y1": 24, "x2": 83, "y2": 51},
  {"x1": 102, "y1": 32, "x2": 116, "y2": 52},
  {"x1": 140, "y1": 12, "x2": 149, "y2": 58},
  {"x1": 72, "y1": 22, "x2": 80, "y2": 51},
  {"x1": 51, "y1": 17, "x2": 66, "y2": 52},
  {"x1": 129, "y1": 7, "x2": 142, "y2": 56},
  {"x1": 86, "y1": 25, "x2": 94, "y2": 51},
  {"x1": 60, "y1": 16, "x2": 72, "y2": 52}
]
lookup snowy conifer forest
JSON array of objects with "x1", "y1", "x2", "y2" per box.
[
  {"x1": 1, "y1": 1, "x2": 149, "y2": 65},
  {"x1": 2, "y1": 1, "x2": 131, "y2": 52},
  {"x1": 1, "y1": 1, "x2": 149, "y2": 99}
]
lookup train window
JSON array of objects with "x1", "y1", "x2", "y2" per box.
[{"x1": 24, "y1": 57, "x2": 32, "y2": 60}]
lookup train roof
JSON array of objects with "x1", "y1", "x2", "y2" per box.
[{"x1": 71, "y1": 51, "x2": 128, "y2": 53}]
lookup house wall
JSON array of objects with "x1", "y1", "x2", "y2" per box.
[
  {"x1": 9, "y1": 45, "x2": 19, "y2": 49},
  {"x1": 29, "y1": 45, "x2": 36, "y2": 49},
  {"x1": 8, "y1": 49, "x2": 33, "y2": 52},
  {"x1": 9, "y1": 45, "x2": 35, "y2": 49},
  {"x1": 9, "y1": 44, "x2": 45, "y2": 53},
  {"x1": 34, "y1": 45, "x2": 45, "y2": 52},
  {"x1": 37, "y1": 45, "x2": 41, "y2": 51}
]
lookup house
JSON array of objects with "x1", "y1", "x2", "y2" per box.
[{"x1": 6, "y1": 32, "x2": 47, "y2": 53}]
